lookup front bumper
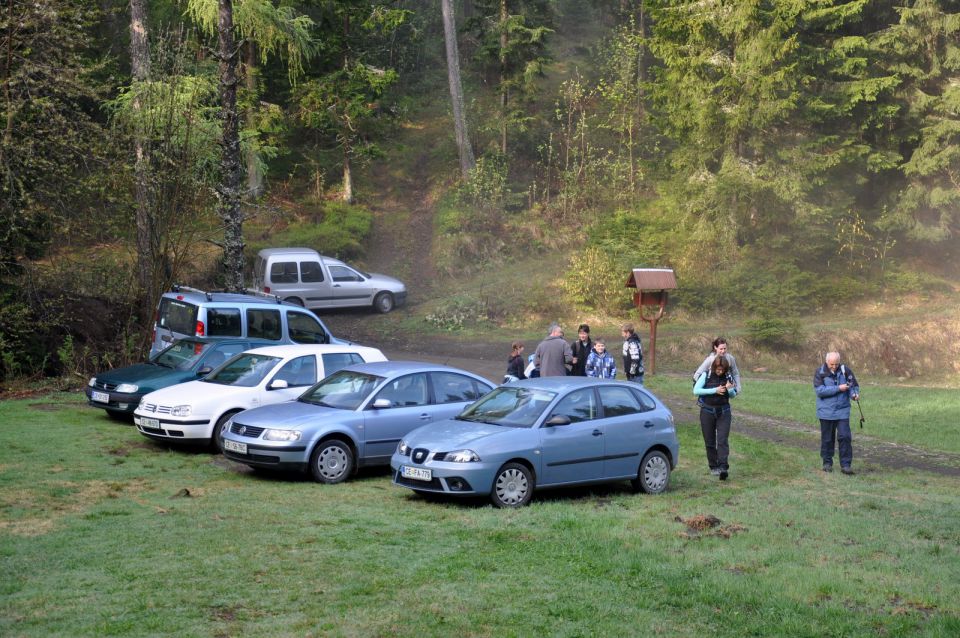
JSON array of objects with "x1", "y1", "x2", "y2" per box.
[
  {"x1": 390, "y1": 454, "x2": 495, "y2": 496},
  {"x1": 133, "y1": 414, "x2": 213, "y2": 441},
  {"x1": 221, "y1": 436, "x2": 310, "y2": 471},
  {"x1": 85, "y1": 387, "x2": 144, "y2": 413}
]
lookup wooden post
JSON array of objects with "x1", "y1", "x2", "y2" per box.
[{"x1": 637, "y1": 291, "x2": 668, "y2": 375}]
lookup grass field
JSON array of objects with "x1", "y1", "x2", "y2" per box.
[
  {"x1": 644, "y1": 375, "x2": 960, "y2": 456},
  {"x1": 1, "y1": 392, "x2": 958, "y2": 637}
]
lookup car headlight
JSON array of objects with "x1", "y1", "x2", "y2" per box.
[
  {"x1": 263, "y1": 429, "x2": 301, "y2": 442},
  {"x1": 171, "y1": 405, "x2": 192, "y2": 417},
  {"x1": 438, "y1": 449, "x2": 480, "y2": 463},
  {"x1": 115, "y1": 383, "x2": 139, "y2": 393},
  {"x1": 88, "y1": 377, "x2": 97, "y2": 387},
  {"x1": 397, "y1": 440, "x2": 410, "y2": 456}
]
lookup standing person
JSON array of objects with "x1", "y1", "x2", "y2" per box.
[
  {"x1": 620, "y1": 323, "x2": 644, "y2": 384},
  {"x1": 693, "y1": 337, "x2": 742, "y2": 393},
  {"x1": 569, "y1": 324, "x2": 593, "y2": 376},
  {"x1": 693, "y1": 354, "x2": 738, "y2": 480},
  {"x1": 534, "y1": 323, "x2": 573, "y2": 377},
  {"x1": 504, "y1": 341, "x2": 526, "y2": 383},
  {"x1": 585, "y1": 338, "x2": 616, "y2": 379},
  {"x1": 814, "y1": 352, "x2": 860, "y2": 474}
]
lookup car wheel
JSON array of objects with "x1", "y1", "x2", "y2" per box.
[
  {"x1": 212, "y1": 412, "x2": 238, "y2": 453},
  {"x1": 283, "y1": 296, "x2": 304, "y2": 307},
  {"x1": 631, "y1": 450, "x2": 671, "y2": 494},
  {"x1": 310, "y1": 440, "x2": 354, "y2": 484},
  {"x1": 373, "y1": 291, "x2": 394, "y2": 314},
  {"x1": 490, "y1": 462, "x2": 534, "y2": 508}
]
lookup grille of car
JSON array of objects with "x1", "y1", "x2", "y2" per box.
[
  {"x1": 93, "y1": 380, "x2": 118, "y2": 391},
  {"x1": 229, "y1": 422, "x2": 265, "y2": 438},
  {"x1": 139, "y1": 403, "x2": 173, "y2": 415},
  {"x1": 395, "y1": 473, "x2": 444, "y2": 490},
  {"x1": 411, "y1": 448, "x2": 431, "y2": 464}
]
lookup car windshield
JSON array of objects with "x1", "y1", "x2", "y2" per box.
[
  {"x1": 202, "y1": 353, "x2": 281, "y2": 387},
  {"x1": 299, "y1": 370, "x2": 383, "y2": 410},
  {"x1": 457, "y1": 387, "x2": 557, "y2": 428},
  {"x1": 153, "y1": 339, "x2": 210, "y2": 370}
]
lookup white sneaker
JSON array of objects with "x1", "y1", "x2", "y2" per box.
[{"x1": 710, "y1": 468, "x2": 721, "y2": 476}]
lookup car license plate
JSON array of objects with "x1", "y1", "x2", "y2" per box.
[
  {"x1": 141, "y1": 417, "x2": 160, "y2": 429},
  {"x1": 401, "y1": 466, "x2": 431, "y2": 481},
  {"x1": 91, "y1": 391, "x2": 110, "y2": 403},
  {"x1": 224, "y1": 439, "x2": 247, "y2": 454}
]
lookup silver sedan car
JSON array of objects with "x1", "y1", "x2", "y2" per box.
[{"x1": 221, "y1": 361, "x2": 495, "y2": 483}]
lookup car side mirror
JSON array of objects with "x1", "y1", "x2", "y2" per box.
[
  {"x1": 269, "y1": 379, "x2": 289, "y2": 390},
  {"x1": 544, "y1": 415, "x2": 571, "y2": 427},
  {"x1": 197, "y1": 366, "x2": 213, "y2": 376},
  {"x1": 372, "y1": 398, "x2": 392, "y2": 409}
]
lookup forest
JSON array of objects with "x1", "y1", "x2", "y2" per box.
[{"x1": 2, "y1": 0, "x2": 960, "y2": 380}]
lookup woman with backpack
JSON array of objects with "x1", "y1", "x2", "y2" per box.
[
  {"x1": 504, "y1": 341, "x2": 526, "y2": 383},
  {"x1": 693, "y1": 354, "x2": 738, "y2": 481}
]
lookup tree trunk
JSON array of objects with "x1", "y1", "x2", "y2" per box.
[
  {"x1": 218, "y1": 0, "x2": 245, "y2": 293},
  {"x1": 342, "y1": 144, "x2": 353, "y2": 203},
  {"x1": 499, "y1": 0, "x2": 507, "y2": 155},
  {"x1": 440, "y1": 0, "x2": 475, "y2": 178},
  {"x1": 244, "y1": 42, "x2": 264, "y2": 198},
  {"x1": 129, "y1": 0, "x2": 154, "y2": 311}
]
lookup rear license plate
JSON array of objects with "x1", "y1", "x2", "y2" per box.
[
  {"x1": 141, "y1": 417, "x2": 160, "y2": 429},
  {"x1": 401, "y1": 466, "x2": 431, "y2": 481},
  {"x1": 224, "y1": 439, "x2": 247, "y2": 454},
  {"x1": 91, "y1": 391, "x2": 110, "y2": 403}
]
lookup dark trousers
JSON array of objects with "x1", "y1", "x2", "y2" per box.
[
  {"x1": 820, "y1": 418, "x2": 852, "y2": 468},
  {"x1": 699, "y1": 405, "x2": 732, "y2": 471}
]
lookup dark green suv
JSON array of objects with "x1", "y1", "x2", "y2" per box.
[{"x1": 85, "y1": 337, "x2": 269, "y2": 420}]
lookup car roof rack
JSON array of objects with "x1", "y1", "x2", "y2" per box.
[
  {"x1": 171, "y1": 284, "x2": 213, "y2": 301},
  {"x1": 242, "y1": 288, "x2": 284, "y2": 304}
]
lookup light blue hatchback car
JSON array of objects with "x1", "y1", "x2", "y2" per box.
[
  {"x1": 221, "y1": 361, "x2": 495, "y2": 483},
  {"x1": 391, "y1": 377, "x2": 679, "y2": 508}
]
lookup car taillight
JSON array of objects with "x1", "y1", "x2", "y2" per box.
[
  {"x1": 264, "y1": 286, "x2": 270, "y2": 293},
  {"x1": 176, "y1": 295, "x2": 184, "y2": 300},
  {"x1": 196, "y1": 320, "x2": 205, "y2": 337}
]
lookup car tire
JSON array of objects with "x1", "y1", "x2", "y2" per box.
[
  {"x1": 283, "y1": 296, "x2": 304, "y2": 307},
  {"x1": 212, "y1": 411, "x2": 238, "y2": 453},
  {"x1": 490, "y1": 462, "x2": 534, "y2": 508},
  {"x1": 631, "y1": 450, "x2": 671, "y2": 494},
  {"x1": 373, "y1": 291, "x2": 394, "y2": 314},
  {"x1": 310, "y1": 440, "x2": 354, "y2": 484}
]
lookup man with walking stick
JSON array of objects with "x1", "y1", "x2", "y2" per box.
[{"x1": 813, "y1": 352, "x2": 861, "y2": 475}]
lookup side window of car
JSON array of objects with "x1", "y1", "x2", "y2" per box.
[
  {"x1": 548, "y1": 388, "x2": 598, "y2": 424},
  {"x1": 629, "y1": 388, "x2": 657, "y2": 412},
  {"x1": 287, "y1": 311, "x2": 330, "y2": 344},
  {"x1": 206, "y1": 308, "x2": 242, "y2": 336},
  {"x1": 431, "y1": 372, "x2": 480, "y2": 404},
  {"x1": 270, "y1": 261, "x2": 299, "y2": 284},
  {"x1": 374, "y1": 373, "x2": 429, "y2": 407},
  {"x1": 597, "y1": 386, "x2": 643, "y2": 418},
  {"x1": 329, "y1": 265, "x2": 361, "y2": 283},
  {"x1": 273, "y1": 355, "x2": 318, "y2": 387},
  {"x1": 321, "y1": 352, "x2": 363, "y2": 378},
  {"x1": 247, "y1": 308, "x2": 282, "y2": 340},
  {"x1": 203, "y1": 343, "x2": 245, "y2": 370},
  {"x1": 301, "y1": 261, "x2": 324, "y2": 283}
]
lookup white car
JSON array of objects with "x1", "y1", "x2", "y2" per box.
[{"x1": 133, "y1": 344, "x2": 387, "y2": 448}]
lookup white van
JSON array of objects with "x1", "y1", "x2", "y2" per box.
[{"x1": 252, "y1": 248, "x2": 407, "y2": 313}]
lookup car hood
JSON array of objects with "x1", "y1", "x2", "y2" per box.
[
  {"x1": 367, "y1": 273, "x2": 405, "y2": 290},
  {"x1": 98, "y1": 363, "x2": 191, "y2": 388},
  {"x1": 140, "y1": 379, "x2": 250, "y2": 409},
  {"x1": 231, "y1": 400, "x2": 348, "y2": 428},
  {"x1": 406, "y1": 419, "x2": 509, "y2": 449}
]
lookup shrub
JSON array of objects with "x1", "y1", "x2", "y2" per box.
[
  {"x1": 745, "y1": 316, "x2": 805, "y2": 350},
  {"x1": 424, "y1": 296, "x2": 491, "y2": 332},
  {"x1": 561, "y1": 247, "x2": 632, "y2": 311},
  {"x1": 252, "y1": 202, "x2": 372, "y2": 260}
]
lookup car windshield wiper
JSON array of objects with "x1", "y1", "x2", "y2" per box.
[
  {"x1": 300, "y1": 397, "x2": 335, "y2": 408},
  {"x1": 456, "y1": 414, "x2": 498, "y2": 425}
]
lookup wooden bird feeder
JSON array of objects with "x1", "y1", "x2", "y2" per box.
[{"x1": 626, "y1": 268, "x2": 677, "y2": 375}]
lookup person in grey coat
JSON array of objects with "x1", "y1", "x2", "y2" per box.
[{"x1": 534, "y1": 324, "x2": 573, "y2": 377}]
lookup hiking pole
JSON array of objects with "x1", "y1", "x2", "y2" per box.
[{"x1": 854, "y1": 397, "x2": 865, "y2": 429}]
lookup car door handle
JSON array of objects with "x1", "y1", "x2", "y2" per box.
[
  {"x1": 643, "y1": 421, "x2": 655, "y2": 428},
  {"x1": 592, "y1": 429, "x2": 603, "y2": 436},
  {"x1": 333, "y1": 284, "x2": 341, "y2": 287},
  {"x1": 419, "y1": 413, "x2": 431, "y2": 420}
]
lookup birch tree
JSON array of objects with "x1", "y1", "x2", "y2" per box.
[{"x1": 441, "y1": 0, "x2": 475, "y2": 178}]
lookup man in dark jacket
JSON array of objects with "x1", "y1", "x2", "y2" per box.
[
  {"x1": 620, "y1": 322, "x2": 644, "y2": 384},
  {"x1": 814, "y1": 352, "x2": 860, "y2": 474},
  {"x1": 569, "y1": 324, "x2": 593, "y2": 376},
  {"x1": 534, "y1": 324, "x2": 573, "y2": 377}
]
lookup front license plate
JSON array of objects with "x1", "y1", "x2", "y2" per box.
[
  {"x1": 401, "y1": 466, "x2": 431, "y2": 481},
  {"x1": 141, "y1": 417, "x2": 160, "y2": 429},
  {"x1": 223, "y1": 439, "x2": 247, "y2": 454},
  {"x1": 91, "y1": 391, "x2": 110, "y2": 403}
]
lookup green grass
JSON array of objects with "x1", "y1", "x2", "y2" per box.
[
  {"x1": 645, "y1": 375, "x2": 960, "y2": 456},
  {"x1": 2, "y1": 393, "x2": 958, "y2": 636}
]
